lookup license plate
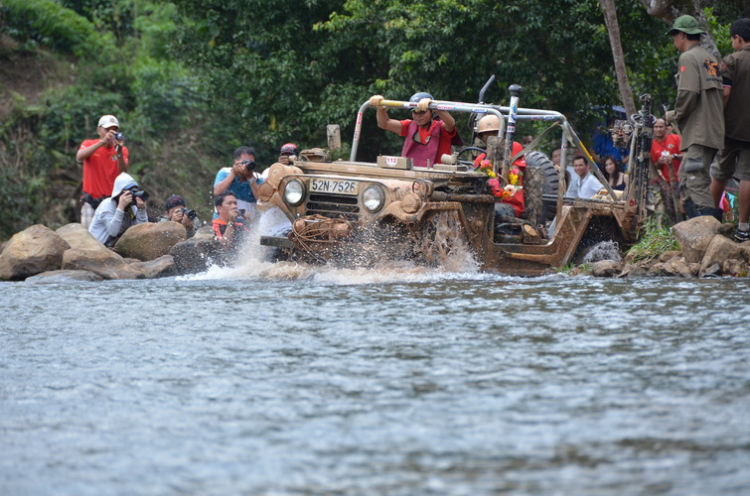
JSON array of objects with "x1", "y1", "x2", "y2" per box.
[{"x1": 310, "y1": 179, "x2": 358, "y2": 195}]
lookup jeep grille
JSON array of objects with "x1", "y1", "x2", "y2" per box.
[{"x1": 306, "y1": 193, "x2": 360, "y2": 220}]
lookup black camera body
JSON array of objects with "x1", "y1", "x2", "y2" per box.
[
  {"x1": 114, "y1": 132, "x2": 124, "y2": 141},
  {"x1": 127, "y1": 186, "x2": 149, "y2": 206},
  {"x1": 181, "y1": 208, "x2": 198, "y2": 220},
  {"x1": 240, "y1": 159, "x2": 256, "y2": 172}
]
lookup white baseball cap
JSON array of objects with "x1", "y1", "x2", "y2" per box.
[{"x1": 97, "y1": 115, "x2": 120, "y2": 129}]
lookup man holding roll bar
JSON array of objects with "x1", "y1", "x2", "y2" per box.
[{"x1": 369, "y1": 92, "x2": 459, "y2": 168}]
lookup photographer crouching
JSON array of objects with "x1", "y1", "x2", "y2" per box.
[
  {"x1": 159, "y1": 195, "x2": 201, "y2": 238},
  {"x1": 89, "y1": 172, "x2": 150, "y2": 247}
]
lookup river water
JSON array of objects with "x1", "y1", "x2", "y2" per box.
[{"x1": 1, "y1": 252, "x2": 750, "y2": 495}]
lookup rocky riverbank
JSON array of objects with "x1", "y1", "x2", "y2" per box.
[
  {"x1": 0, "y1": 222, "x2": 223, "y2": 282},
  {"x1": 1, "y1": 216, "x2": 748, "y2": 282}
]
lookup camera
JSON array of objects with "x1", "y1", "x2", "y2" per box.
[
  {"x1": 181, "y1": 208, "x2": 198, "y2": 221},
  {"x1": 114, "y1": 132, "x2": 124, "y2": 141},
  {"x1": 240, "y1": 159, "x2": 256, "y2": 172},
  {"x1": 127, "y1": 186, "x2": 149, "y2": 206}
]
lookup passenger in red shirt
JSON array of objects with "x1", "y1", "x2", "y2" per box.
[
  {"x1": 472, "y1": 114, "x2": 526, "y2": 217},
  {"x1": 76, "y1": 115, "x2": 129, "y2": 228},
  {"x1": 369, "y1": 92, "x2": 459, "y2": 168}
]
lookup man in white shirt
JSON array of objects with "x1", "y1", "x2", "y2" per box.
[{"x1": 566, "y1": 155, "x2": 604, "y2": 198}]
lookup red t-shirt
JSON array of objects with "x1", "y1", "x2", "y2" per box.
[
  {"x1": 399, "y1": 119, "x2": 457, "y2": 164},
  {"x1": 79, "y1": 139, "x2": 129, "y2": 198},
  {"x1": 649, "y1": 134, "x2": 681, "y2": 182}
]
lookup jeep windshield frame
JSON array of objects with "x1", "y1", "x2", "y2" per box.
[{"x1": 351, "y1": 99, "x2": 622, "y2": 223}]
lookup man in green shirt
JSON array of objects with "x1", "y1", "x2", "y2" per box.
[
  {"x1": 666, "y1": 15, "x2": 725, "y2": 221},
  {"x1": 711, "y1": 18, "x2": 750, "y2": 242}
]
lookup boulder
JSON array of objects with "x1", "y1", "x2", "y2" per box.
[
  {"x1": 672, "y1": 216, "x2": 721, "y2": 263},
  {"x1": 659, "y1": 250, "x2": 682, "y2": 263},
  {"x1": 25, "y1": 270, "x2": 104, "y2": 283},
  {"x1": 193, "y1": 225, "x2": 215, "y2": 240},
  {"x1": 129, "y1": 255, "x2": 177, "y2": 279},
  {"x1": 170, "y1": 238, "x2": 220, "y2": 274},
  {"x1": 699, "y1": 235, "x2": 749, "y2": 276},
  {"x1": 56, "y1": 223, "x2": 106, "y2": 251},
  {"x1": 648, "y1": 262, "x2": 667, "y2": 276},
  {"x1": 0, "y1": 225, "x2": 71, "y2": 281},
  {"x1": 590, "y1": 260, "x2": 622, "y2": 277},
  {"x1": 62, "y1": 248, "x2": 143, "y2": 280},
  {"x1": 663, "y1": 257, "x2": 694, "y2": 278},
  {"x1": 113, "y1": 222, "x2": 186, "y2": 261}
]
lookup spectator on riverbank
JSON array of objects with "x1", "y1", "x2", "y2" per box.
[
  {"x1": 76, "y1": 115, "x2": 129, "y2": 229},
  {"x1": 158, "y1": 195, "x2": 201, "y2": 238},
  {"x1": 212, "y1": 191, "x2": 248, "y2": 253},
  {"x1": 89, "y1": 172, "x2": 148, "y2": 246},
  {"x1": 711, "y1": 18, "x2": 750, "y2": 242},
  {"x1": 650, "y1": 118, "x2": 683, "y2": 224},
  {"x1": 665, "y1": 15, "x2": 725, "y2": 221},
  {"x1": 278, "y1": 143, "x2": 298, "y2": 165},
  {"x1": 213, "y1": 146, "x2": 264, "y2": 223}
]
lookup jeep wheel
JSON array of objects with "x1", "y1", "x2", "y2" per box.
[{"x1": 522, "y1": 151, "x2": 559, "y2": 227}]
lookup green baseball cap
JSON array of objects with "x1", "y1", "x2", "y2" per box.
[{"x1": 667, "y1": 15, "x2": 706, "y2": 36}]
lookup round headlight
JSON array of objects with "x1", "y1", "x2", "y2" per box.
[
  {"x1": 362, "y1": 185, "x2": 385, "y2": 212},
  {"x1": 284, "y1": 179, "x2": 305, "y2": 206}
]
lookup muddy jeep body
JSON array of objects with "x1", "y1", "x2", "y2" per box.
[{"x1": 259, "y1": 91, "x2": 651, "y2": 276}]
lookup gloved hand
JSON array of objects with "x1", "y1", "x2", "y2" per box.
[
  {"x1": 417, "y1": 97, "x2": 432, "y2": 112},
  {"x1": 369, "y1": 95, "x2": 384, "y2": 108}
]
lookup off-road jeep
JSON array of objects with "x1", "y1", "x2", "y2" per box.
[{"x1": 257, "y1": 86, "x2": 652, "y2": 276}]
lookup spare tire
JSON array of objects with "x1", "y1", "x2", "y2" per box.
[{"x1": 522, "y1": 151, "x2": 559, "y2": 226}]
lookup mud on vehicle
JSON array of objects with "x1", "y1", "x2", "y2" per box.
[{"x1": 258, "y1": 85, "x2": 653, "y2": 276}]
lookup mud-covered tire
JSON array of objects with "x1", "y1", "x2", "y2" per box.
[{"x1": 522, "y1": 151, "x2": 559, "y2": 226}]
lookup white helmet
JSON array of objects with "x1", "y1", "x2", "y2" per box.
[{"x1": 477, "y1": 114, "x2": 502, "y2": 134}]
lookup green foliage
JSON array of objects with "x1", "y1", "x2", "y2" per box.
[
  {"x1": 2, "y1": 0, "x2": 108, "y2": 56},
  {"x1": 627, "y1": 217, "x2": 680, "y2": 261}
]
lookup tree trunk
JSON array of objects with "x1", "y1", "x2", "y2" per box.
[
  {"x1": 600, "y1": 0, "x2": 637, "y2": 118},
  {"x1": 638, "y1": 0, "x2": 723, "y2": 61}
]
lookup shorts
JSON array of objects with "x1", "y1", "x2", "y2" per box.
[
  {"x1": 678, "y1": 144, "x2": 716, "y2": 210},
  {"x1": 711, "y1": 137, "x2": 750, "y2": 182},
  {"x1": 81, "y1": 203, "x2": 95, "y2": 229}
]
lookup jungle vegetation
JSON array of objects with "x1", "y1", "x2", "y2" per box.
[{"x1": 0, "y1": 0, "x2": 747, "y2": 239}]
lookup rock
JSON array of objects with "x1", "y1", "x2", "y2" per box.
[
  {"x1": 699, "y1": 235, "x2": 749, "y2": 276},
  {"x1": 663, "y1": 257, "x2": 694, "y2": 278},
  {"x1": 129, "y1": 255, "x2": 177, "y2": 279},
  {"x1": 722, "y1": 259, "x2": 748, "y2": 277},
  {"x1": 62, "y1": 248, "x2": 143, "y2": 280},
  {"x1": 25, "y1": 270, "x2": 104, "y2": 283},
  {"x1": 673, "y1": 216, "x2": 721, "y2": 263},
  {"x1": 648, "y1": 262, "x2": 667, "y2": 276},
  {"x1": 193, "y1": 225, "x2": 215, "y2": 240},
  {"x1": 618, "y1": 264, "x2": 649, "y2": 278},
  {"x1": 113, "y1": 222, "x2": 187, "y2": 261},
  {"x1": 170, "y1": 238, "x2": 220, "y2": 274},
  {"x1": 56, "y1": 223, "x2": 104, "y2": 251},
  {"x1": 659, "y1": 250, "x2": 682, "y2": 263},
  {"x1": 718, "y1": 223, "x2": 735, "y2": 237},
  {"x1": 688, "y1": 263, "x2": 700, "y2": 276},
  {"x1": 0, "y1": 225, "x2": 71, "y2": 281},
  {"x1": 590, "y1": 260, "x2": 622, "y2": 277},
  {"x1": 701, "y1": 263, "x2": 721, "y2": 278}
]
